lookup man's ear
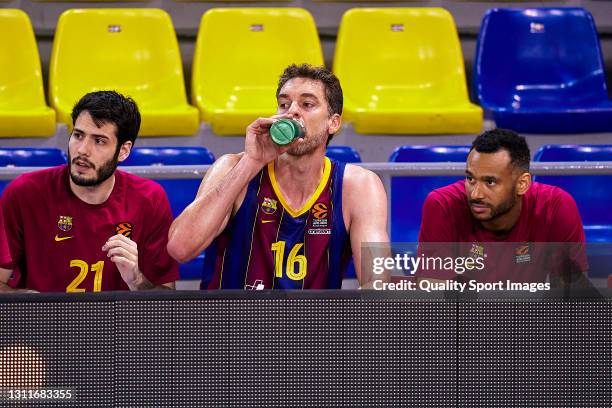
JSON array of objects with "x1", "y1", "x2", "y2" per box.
[
  {"x1": 117, "y1": 141, "x2": 133, "y2": 163},
  {"x1": 328, "y1": 114, "x2": 342, "y2": 136},
  {"x1": 516, "y1": 171, "x2": 532, "y2": 196}
]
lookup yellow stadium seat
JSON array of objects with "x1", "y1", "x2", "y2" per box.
[
  {"x1": 50, "y1": 9, "x2": 199, "y2": 137},
  {"x1": 192, "y1": 8, "x2": 323, "y2": 135},
  {"x1": 0, "y1": 10, "x2": 55, "y2": 137},
  {"x1": 333, "y1": 8, "x2": 482, "y2": 134}
]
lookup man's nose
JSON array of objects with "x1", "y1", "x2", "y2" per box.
[
  {"x1": 470, "y1": 182, "x2": 484, "y2": 200},
  {"x1": 286, "y1": 101, "x2": 300, "y2": 118},
  {"x1": 76, "y1": 137, "x2": 92, "y2": 157}
]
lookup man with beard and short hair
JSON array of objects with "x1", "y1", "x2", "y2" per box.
[
  {"x1": 417, "y1": 128, "x2": 588, "y2": 285},
  {"x1": 0, "y1": 91, "x2": 178, "y2": 292},
  {"x1": 168, "y1": 64, "x2": 389, "y2": 289}
]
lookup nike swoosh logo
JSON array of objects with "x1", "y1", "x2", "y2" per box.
[
  {"x1": 261, "y1": 220, "x2": 275, "y2": 224},
  {"x1": 54, "y1": 235, "x2": 74, "y2": 242}
]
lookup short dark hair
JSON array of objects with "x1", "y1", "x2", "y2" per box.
[
  {"x1": 71, "y1": 91, "x2": 141, "y2": 148},
  {"x1": 276, "y1": 64, "x2": 343, "y2": 117},
  {"x1": 471, "y1": 128, "x2": 531, "y2": 171}
]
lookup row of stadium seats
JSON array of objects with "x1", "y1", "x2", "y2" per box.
[
  {"x1": 0, "y1": 144, "x2": 610, "y2": 279},
  {"x1": 2, "y1": 7, "x2": 612, "y2": 137}
]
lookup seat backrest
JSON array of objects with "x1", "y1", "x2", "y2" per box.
[
  {"x1": 0, "y1": 148, "x2": 67, "y2": 167},
  {"x1": 192, "y1": 8, "x2": 323, "y2": 120},
  {"x1": 49, "y1": 9, "x2": 189, "y2": 124},
  {"x1": 534, "y1": 144, "x2": 612, "y2": 162},
  {"x1": 122, "y1": 147, "x2": 215, "y2": 167},
  {"x1": 474, "y1": 8, "x2": 609, "y2": 109},
  {"x1": 0, "y1": 10, "x2": 48, "y2": 110},
  {"x1": 389, "y1": 145, "x2": 470, "y2": 243},
  {"x1": 326, "y1": 146, "x2": 362, "y2": 163},
  {"x1": 120, "y1": 146, "x2": 214, "y2": 218},
  {"x1": 0, "y1": 148, "x2": 67, "y2": 197},
  {"x1": 334, "y1": 8, "x2": 470, "y2": 108},
  {"x1": 533, "y1": 144, "x2": 612, "y2": 241}
]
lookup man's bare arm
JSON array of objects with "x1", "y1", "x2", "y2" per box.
[
  {"x1": 124, "y1": 273, "x2": 175, "y2": 290},
  {"x1": 168, "y1": 117, "x2": 301, "y2": 263},
  {"x1": 167, "y1": 153, "x2": 255, "y2": 263},
  {"x1": 0, "y1": 268, "x2": 38, "y2": 293},
  {"x1": 343, "y1": 165, "x2": 390, "y2": 288}
]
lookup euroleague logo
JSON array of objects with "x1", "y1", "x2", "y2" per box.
[
  {"x1": 115, "y1": 222, "x2": 134, "y2": 238},
  {"x1": 515, "y1": 243, "x2": 531, "y2": 264},
  {"x1": 311, "y1": 203, "x2": 328, "y2": 219},
  {"x1": 310, "y1": 203, "x2": 329, "y2": 233}
]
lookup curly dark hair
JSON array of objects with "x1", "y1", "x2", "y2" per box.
[
  {"x1": 471, "y1": 128, "x2": 531, "y2": 171},
  {"x1": 71, "y1": 90, "x2": 141, "y2": 148}
]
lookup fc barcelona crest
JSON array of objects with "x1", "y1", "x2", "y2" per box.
[
  {"x1": 57, "y1": 215, "x2": 73, "y2": 232},
  {"x1": 261, "y1": 197, "x2": 278, "y2": 215}
]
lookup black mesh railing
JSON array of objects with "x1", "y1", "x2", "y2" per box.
[{"x1": 0, "y1": 291, "x2": 610, "y2": 407}]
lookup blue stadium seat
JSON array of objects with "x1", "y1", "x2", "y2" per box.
[
  {"x1": 326, "y1": 145, "x2": 361, "y2": 163},
  {"x1": 122, "y1": 146, "x2": 215, "y2": 168},
  {"x1": 533, "y1": 144, "x2": 612, "y2": 242},
  {"x1": 121, "y1": 147, "x2": 215, "y2": 280},
  {"x1": 0, "y1": 147, "x2": 67, "y2": 167},
  {"x1": 390, "y1": 145, "x2": 470, "y2": 243},
  {"x1": 122, "y1": 146, "x2": 214, "y2": 217},
  {"x1": 533, "y1": 144, "x2": 612, "y2": 279},
  {"x1": 0, "y1": 148, "x2": 67, "y2": 196},
  {"x1": 474, "y1": 8, "x2": 612, "y2": 133}
]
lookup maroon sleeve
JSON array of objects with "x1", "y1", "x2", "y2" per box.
[
  {"x1": 0, "y1": 179, "x2": 24, "y2": 274},
  {"x1": 416, "y1": 191, "x2": 457, "y2": 280},
  {"x1": 138, "y1": 185, "x2": 180, "y2": 285},
  {"x1": 0, "y1": 207, "x2": 12, "y2": 269},
  {"x1": 547, "y1": 189, "x2": 588, "y2": 275},
  {"x1": 418, "y1": 191, "x2": 457, "y2": 243}
]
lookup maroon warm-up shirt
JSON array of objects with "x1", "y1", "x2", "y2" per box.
[
  {"x1": 1, "y1": 166, "x2": 179, "y2": 292},
  {"x1": 417, "y1": 181, "x2": 587, "y2": 282}
]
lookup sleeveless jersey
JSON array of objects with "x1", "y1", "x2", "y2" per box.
[{"x1": 203, "y1": 157, "x2": 351, "y2": 289}]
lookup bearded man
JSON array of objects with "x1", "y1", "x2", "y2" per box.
[
  {"x1": 0, "y1": 91, "x2": 178, "y2": 292},
  {"x1": 417, "y1": 128, "x2": 587, "y2": 286},
  {"x1": 168, "y1": 64, "x2": 389, "y2": 289}
]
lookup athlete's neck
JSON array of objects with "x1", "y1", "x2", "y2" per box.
[
  {"x1": 69, "y1": 174, "x2": 116, "y2": 205},
  {"x1": 274, "y1": 153, "x2": 326, "y2": 211},
  {"x1": 480, "y1": 199, "x2": 523, "y2": 235}
]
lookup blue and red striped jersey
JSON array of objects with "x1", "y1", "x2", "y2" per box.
[{"x1": 203, "y1": 157, "x2": 351, "y2": 289}]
